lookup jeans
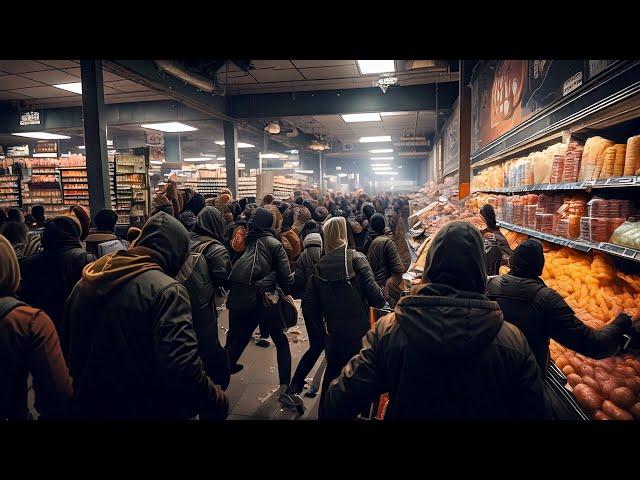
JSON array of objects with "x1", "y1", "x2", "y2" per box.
[{"x1": 226, "y1": 308, "x2": 291, "y2": 385}]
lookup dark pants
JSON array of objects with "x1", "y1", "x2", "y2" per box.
[
  {"x1": 318, "y1": 338, "x2": 362, "y2": 418},
  {"x1": 288, "y1": 304, "x2": 326, "y2": 394},
  {"x1": 226, "y1": 308, "x2": 291, "y2": 385}
]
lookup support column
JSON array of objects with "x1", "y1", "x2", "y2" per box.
[
  {"x1": 164, "y1": 134, "x2": 182, "y2": 165},
  {"x1": 458, "y1": 60, "x2": 472, "y2": 200},
  {"x1": 81, "y1": 60, "x2": 110, "y2": 214},
  {"x1": 223, "y1": 120, "x2": 239, "y2": 198},
  {"x1": 318, "y1": 151, "x2": 323, "y2": 193}
]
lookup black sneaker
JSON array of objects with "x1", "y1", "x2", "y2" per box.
[
  {"x1": 279, "y1": 392, "x2": 304, "y2": 414},
  {"x1": 230, "y1": 363, "x2": 244, "y2": 374},
  {"x1": 255, "y1": 338, "x2": 271, "y2": 348},
  {"x1": 304, "y1": 386, "x2": 319, "y2": 398}
]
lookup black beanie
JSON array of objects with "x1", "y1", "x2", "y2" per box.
[
  {"x1": 249, "y1": 207, "x2": 276, "y2": 231},
  {"x1": 509, "y1": 238, "x2": 545, "y2": 279},
  {"x1": 362, "y1": 203, "x2": 376, "y2": 220},
  {"x1": 370, "y1": 213, "x2": 386, "y2": 233}
]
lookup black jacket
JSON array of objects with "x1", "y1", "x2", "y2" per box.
[
  {"x1": 323, "y1": 283, "x2": 547, "y2": 420},
  {"x1": 486, "y1": 274, "x2": 631, "y2": 373},
  {"x1": 227, "y1": 234, "x2": 293, "y2": 311},
  {"x1": 65, "y1": 212, "x2": 228, "y2": 419},
  {"x1": 19, "y1": 246, "x2": 95, "y2": 351},
  {"x1": 305, "y1": 246, "x2": 385, "y2": 348},
  {"x1": 366, "y1": 231, "x2": 405, "y2": 287},
  {"x1": 292, "y1": 233, "x2": 322, "y2": 303}
]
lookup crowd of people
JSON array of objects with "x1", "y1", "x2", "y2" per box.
[{"x1": 1, "y1": 181, "x2": 638, "y2": 421}]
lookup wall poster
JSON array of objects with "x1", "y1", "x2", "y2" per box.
[{"x1": 442, "y1": 98, "x2": 460, "y2": 176}]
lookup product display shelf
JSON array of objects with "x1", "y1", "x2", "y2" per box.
[
  {"x1": 0, "y1": 174, "x2": 21, "y2": 208},
  {"x1": 196, "y1": 178, "x2": 228, "y2": 197},
  {"x1": 237, "y1": 176, "x2": 257, "y2": 198},
  {"x1": 476, "y1": 175, "x2": 640, "y2": 194},
  {"x1": 60, "y1": 166, "x2": 89, "y2": 208},
  {"x1": 114, "y1": 153, "x2": 148, "y2": 225},
  {"x1": 497, "y1": 220, "x2": 640, "y2": 262},
  {"x1": 545, "y1": 363, "x2": 591, "y2": 420}
]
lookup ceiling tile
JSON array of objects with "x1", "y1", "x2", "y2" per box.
[
  {"x1": 37, "y1": 60, "x2": 80, "y2": 69},
  {"x1": 102, "y1": 70, "x2": 126, "y2": 82},
  {"x1": 224, "y1": 74, "x2": 258, "y2": 85},
  {"x1": 0, "y1": 91, "x2": 31, "y2": 100},
  {"x1": 250, "y1": 69, "x2": 304, "y2": 83},
  {"x1": 299, "y1": 64, "x2": 360, "y2": 80},
  {"x1": 64, "y1": 68, "x2": 81, "y2": 77},
  {"x1": 9, "y1": 86, "x2": 78, "y2": 98},
  {"x1": 20, "y1": 69, "x2": 81, "y2": 84},
  {"x1": 104, "y1": 79, "x2": 150, "y2": 92},
  {"x1": 103, "y1": 86, "x2": 122, "y2": 95},
  {"x1": 292, "y1": 60, "x2": 355, "y2": 69},
  {"x1": 250, "y1": 60, "x2": 294, "y2": 69},
  {"x1": 0, "y1": 60, "x2": 50, "y2": 74},
  {"x1": 0, "y1": 75, "x2": 45, "y2": 90}
]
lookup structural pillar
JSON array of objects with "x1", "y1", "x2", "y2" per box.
[
  {"x1": 223, "y1": 120, "x2": 239, "y2": 198},
  {"x1": 318, "y1": 151, "x2": 323, "y2": 193},
  {"x1": 458, "y1": 60, "x2": 472, "y2": 200},
  {"x1": 164, "y1": 134, "x2": 182, "y2": 165},
  {"x1": 81, "y1": 60, "x2": 110, "y2": 213}
]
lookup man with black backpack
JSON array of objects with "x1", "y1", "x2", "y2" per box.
[
  {"x1": 303, "y1": 216, "x2": 385, "y2": 413},
  {"x1": 179, "y1": 206, "x2": 232, "y2": 390}
]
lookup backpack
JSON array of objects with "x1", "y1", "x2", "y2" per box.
[
  {"x1": 313, "y1": 249, "x2": 369, "y2": 340},
  {"x1": 176, "y1": 240, "x2": 230, "y2": 389},
  {"x1": 231, "y1": 225, "x2": 247, "y2": 253},
  {"x1": 0, "y1": 296, "x2": 26, "y2": 321}
]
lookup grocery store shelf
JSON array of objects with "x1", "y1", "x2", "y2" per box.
[
  {"x1": 497, "y1": 221, "x2": 640, "y2": 261},
  {"x1": 475, "y1": 175, "x2": 640, "y2": 194}
]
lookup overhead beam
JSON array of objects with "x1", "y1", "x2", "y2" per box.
[
  {"x1": 105, "y1": 60, "x2": 231, "y2": 121},
  {"x1": 229, "y1": 83, "x2": 459, "y2": 118}
]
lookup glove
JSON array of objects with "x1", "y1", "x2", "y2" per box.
[{"x1": 627, "y1": 316, "x2": 640, "y2": 351}]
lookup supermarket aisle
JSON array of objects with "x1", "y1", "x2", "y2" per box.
[{"x1": 218, "y1": 308, "x2": 323, "y2": 420}]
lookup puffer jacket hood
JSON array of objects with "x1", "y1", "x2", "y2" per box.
[
  {"x1": 194, "y1": 206, "x2": 226, "y2": 244},
  {"x1": 423, "y1": 220, "x2": 487, "y2": 294},
  {"x1": 132, "y1": 211, "x2": 190, "y2": 277},
  {"x1": 395, "y1": 283, "x2": 503, "y2": 359},
  {"x1": 303, "y1": 232, "x2": 322, "y2": 250}
]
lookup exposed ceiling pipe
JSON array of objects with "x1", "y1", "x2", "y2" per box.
[{"x1": 155, "y1": 60, "x2": 222, "y2": 95}]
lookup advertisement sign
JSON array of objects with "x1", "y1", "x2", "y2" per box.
[
  {"x1": 145, "y1": 131, "x2": 164, "y2": 146},
  {"x1": 149, "y1": 146, "x2": 165, "y2": 163},
  {"x1": 442, "y1": 98, "x2": 460, "y2": 176},
  {"x1": 34, "y1": 141, "x2": 58, "y2": 154},
  {"x1": 6, "y1": 145, "x2": 30, "y2": 157},
  {"x1": 472, "y1": 60, "x2": 591, "y2": 153},
  {"x1": 19, "y1": 111, "x2": 41, "y2": 126}
]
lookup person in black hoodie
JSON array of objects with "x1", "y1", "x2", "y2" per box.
[
  {"x1": 486, "y1": 238, "x2": 633, "y2": 375},
  {"x1": 479, "y1": 204, "x2": 512, "y2": 275},
  {"x1": 304, "y1": 216, "x2": 385, "y2": 410},
  {"x1": 65, "y1": 212, "x2": 228, "y2": 420},
  {"x1": 183, "y1": 192, "x2": 206, "y2": 217},
  {"x1": 225, "y1": 208, "x2": 294, "y2": 387},
  {"x1": 188, "y1": 206, "x2": 233, "y2": 389},
  {"x1": 19, "y1": 215, "x2": 96, "y2": 355},
  {"x1": 280, "y1": 232, "x2": 325, "y2": 406},
  {"x1": 322, "y1": 221, "x2": 547, "y2": 420},
  {"x1": 365, "y1": 213, "x2": 405, "y2": 307}
]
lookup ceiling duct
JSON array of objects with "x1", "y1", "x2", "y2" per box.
[
  {"x1": 155, "y1": 60, "x2": 220, "y2": 94},
  {"x1": 405, "y1": 60, "x2": 449, "y2": 70}
]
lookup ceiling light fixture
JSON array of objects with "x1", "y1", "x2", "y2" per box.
[
  {"x1": 374, "y1": 170, "x2": 398, "y2": 175},
  {"x1": 150, "y1": 160, "x2": 164, "y2": 165},
  {"x1": 380, "y1": 112, "x2": 409, "y2": 116},
  {"x1": 53, "y1": 82, "x2": 83, "y2": 94},
  {"x1": 295, "y1": 169, "x2": 314, "y2": 174},
  {"x1": 369, "y1": 148, "x2": 393, "y2": 153},
  {"x1": 370, "y1": 156, "x2": 394, "y2": 160},
  {"x1": 261, "y1": 153, "x2": 288, "y2": 159},
  {"x1": 359, "y1": 135, "x2": 391, "y2": 143},
  {"x1": 215, "y1": 141, "x2": 255, "y2": 148},
  {"x1": 357, "y1": 60, "x2": 395, "y2": 75},
  {"x1": 337, "y1": 173, "x2": 348, "y2": 177},
  {"x1": 141, "y1": 122, "x2": 198, "y2": 133},
  {"x1": 372, "y1": 166, "x2": 392, "y2": 171},
  {"x1": 183, "y1": 157, "x2": 212, "y2": 162},
  {"x1": 12, "y1": 132, "x2": 70, "y2": 140},
  {"x1": 341, "y1": 113, "x2": 381, "y2": 123},
  {"x1": 371, "y1": 163, "x2": 390, "y2": 167}
]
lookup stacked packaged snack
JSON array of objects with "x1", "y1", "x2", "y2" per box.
[
  {"x1": 610, "y1": 219, "x2": 640, "y2": 249},
  {"x1": 579, "y1": 136, "x2": 615, "y2": 180},
  {"x1": 624, "y1": 135, "x2": 640, "y2": 176},
  {"x1": 561, "y1": 142, "x2": 583, "y2": 183},
  {"x1": 549, "y1": 155, "x2": 565, "y2": 184}
]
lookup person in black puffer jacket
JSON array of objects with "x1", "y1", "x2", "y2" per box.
[
  {"x1": 322, "y1": 221, "x2": 548, "y2": 420},
  {"x1": 65, "y1": 212, "x2": 228, "y2": 420},
  {"x1": 304, "y1": 216, "x2": 385, "y2": 413},
  {"x1": 280, "y1": 232, "x2": 325, "y2": 405},
  {"x1": 189, "y1": 207, "x2": 233, "y2": 389},
  {"x1": 365, "y1": 213, "x2": 405, "y2": 307},
  {"x1": 486, "y1": 239, "x2": 633, "y2": 375},
  {"x1": 19, "y1": 215, "x2": 96, "y2": 356},
  {"x1": 479, "y1": 204, "x2": 513, "y2": 275},
  {"x1": 225, "y1": 208, "x2": 294, "y2": 387}
]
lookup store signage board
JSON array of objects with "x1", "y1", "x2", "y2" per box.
[
  {"x1": 145, "y1": 131, "x2": 164, "y2": 146},
  {"x1": 563, "y1": 72, "x2": 583, "y2": 97},
  {"x1": 6, "y1": 145, "x2": 29, "y2": 157},
  {"x1": 19, "y1": 111, "x2": 41, "y2": 126},
  {"x1": 34, "y1": 141, "x2": 58, "y2": 154}
]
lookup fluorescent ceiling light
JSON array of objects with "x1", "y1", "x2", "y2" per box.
[
  {"x1": 287, "y1": 149, "x2": 299, "y2": 154},
  {"x1": 295, "y1": 169, "x2": 314, "y2": 174},
  {"x1": 357, "y1": 60, "x2": 395, "y2": 75},
  {"x1": 215, "y1": 141, "x2": 255, "y2": 148},
  {"x1": 183, "y1": 157, "x2": 212, "y2": 162},
  {"x1": 204, "y1": 164, "x2": 221, "y2": 169},
  {"x1": 369, "y1": 148, "x2": 393, "y2": 153},
  {"x1": 359, "y1": 135, "x2": 391, "y2": 143},
  {"x1": 337, "y1": 173, "x2": 348, "y2": 177},
  {"x1": 150, "y1": 160, "x2": 164, "y2": 165},
  {"x1": 141, "y1": 122, "x2": 197, "y2": 133},
  {"x1": 32, "y1": 153, "x2": 59, "y2": 158},
  {"x1": 217, "y1": 157, "x2": 225, "y2": 161},
  {"x1": 341, "y1": 113, "x2": 381, "y2": 123},
  {"x1": 261, "y1": 153, "x2": 288, "y2": 159},
  {"x1": 336, "y1": 166, "x2": 342, "y2": 171},
  {"x1": 372, "y1": 166, "x2": 392, "y2": 171},
  {"x1": 238, "y1": 163, "x2": 246, "y2": 167},
  {"x1": 371, "y1": 156, "x2": 394, "y2": 160},
  {"x1": 380, "y1": 112, "x2": 409, "y2": 116},
  {"x1": 13, "y1": 132, "x2": 70, "y2": 140},
  {"x1": 374, "y1": 171, "x2": 398, "y2": 175},
  {"x1": 53, "y1": 82, "x2": 83, "y2": 94},
  {"x1": 371, "y1": 163, "x2": 390, "y2": 167}
]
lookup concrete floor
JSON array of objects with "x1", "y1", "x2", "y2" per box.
[{"x1": 218, "y1": 303, "x2": 323, "y2": 420}]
